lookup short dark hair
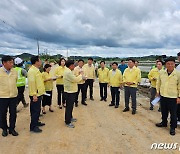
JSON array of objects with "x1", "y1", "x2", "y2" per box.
[
  {"x1": 121, "y1": 60, "x2": 125, "y2": 63},
  {"x1": 100, "y1": 60, "x2": 105, "y2": 64},
  {"x1": 156, "y1": 60, "x2": 163, "y2": 65},
  {"x1": 112, "y1": 62, "x2": 118, "y2": 66},
  {"x1": 2, "y1": 56, "x2": 14, "y2": 64},
  {"x1": 88, "y1": 57, "x2": 93, "y2": 61},
  {"x1": 31, "y1": 56, "x2": 40, "y2": 65},
  {"x1": 128, "y1": 58, "x2": 135, "y2": 63},
  {"x1": 65, "y1": 60, "x2": 74, "y2": 68},
  {"x1": 43, "y1": 64, "x2": 51, "y2": 72},
  {"x1": 177, "y1": 52, "x2": 180, "y2": 56},
  {"x1": 165, "y1": 56, "x2": 175, "y2": 64},
  {"x1": 78, "y1": 59, "x2": 84, "y2": 63},
  {"x1": 135, "y1": 60, "x2": 139, "y2": 63},
  {"x1": 59, "y1": 58, "x2": 66, "y2": 65}
]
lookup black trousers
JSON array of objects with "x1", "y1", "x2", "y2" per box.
[
  {"x1": 177, "y1": 104, "x2": 180, "y2": 121},
  {"x1": 64, "y1": 92, "x2": 76, "y2": 124},
  {"x1": 85, "y1": 79, "x2": 94, "y2": 99},
  {"x1": 30, "y1": 96, "x2": 42, "y2": 130},
  {"x1": 160, "y1": 96, "x2": 177, "y2": 128},
  {"x1": 99, "y1": 83, "x2": 108, "y2": 100},
  {"x1": 110, "y1": 87, "x2": 120, "y2": 106},
  {"x1": 42, "y1": 91, "x2": 52, "y2": 107},
  {"x1": 17, "y1": 86, "x2": 26, "y2": 106},
  {"x1": 75, "y1": 84, "x2": 86, "y2": 104},
  {"x1": 0, "y1": 97, "x2": 17, "y2": 131},
  {"x1": 56, "y1": 85, "x2": 65, "y2": 105},
  {"x1": 124, "y1": 86, "x2": 137, "y2": 110}
]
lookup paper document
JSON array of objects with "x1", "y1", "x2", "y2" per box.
[{"x1": 151, "y1": 97, "x2": 161, "y2": 106}]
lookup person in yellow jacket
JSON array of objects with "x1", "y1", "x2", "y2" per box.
[
  {"x1": 63, "y1": 60, "x2": 84, "y2": 128},
  {"x1": 83, "y1": 57, "x2": 96, "y2": 101},
  {"x1": 55, "y1": 58, "x2": 67, "y2": 109},
  {"x1": 74, "y1": 59, "x2": 87, "y2": 107},
  {"x1": 108, "y1": 62, "x2": 123, "y2": 108},
  {"x1": 135, "y1": 60, "x2": 142, "y2": 83},
  {"x1": 98, "y1": 61, "x2": 109, "y2": 102},
  {"x1": 42, "y1": 64, "x2": 56, "y2": 114},
  {"x1": 156, "y1": 57, "x2": 180, "y2": 136},
  {"x1": 123, "y1": 59, "x2": 141, "y2": 115},
  {"x1": 0, "y1": 56, "x2": 19, "y2": 137},
  {"x1": 28, "y1": 56, "x2": 45, "y2": 133},
  {"x1": 14, "y1": 57, "x2": 29, "y2": 109},
  {"x1": 148, "y1": 60, "x2": 163, "y2": 111}
]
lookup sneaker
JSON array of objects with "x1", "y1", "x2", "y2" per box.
[
  {"x1": 100, "y1": 98, "x2": 103, "y2": 101},
  {"x1": 66, "y1": 123, "x2": 75, "y2": 128},
  {"x1": 104, "y1": 99, "x2": 107, "y2": 102}
]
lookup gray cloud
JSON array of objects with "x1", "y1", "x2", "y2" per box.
[{"x1": 0, "y1": 0, "x2": 180, "y2": 57}]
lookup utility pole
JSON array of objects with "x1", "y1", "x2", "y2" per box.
[{"x1": 37, "y1": 38, "x2": 40, "y2": 55}]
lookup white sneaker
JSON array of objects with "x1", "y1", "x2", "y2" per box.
[{"x1": 177, "y1": 121, "x2": 180, "y2": 125}]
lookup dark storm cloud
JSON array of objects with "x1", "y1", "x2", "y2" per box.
[{"x1": 0, "y1": 0, "x2": 180, "y2": 56}]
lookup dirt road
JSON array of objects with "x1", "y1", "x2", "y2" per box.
[{"x1": 0, "y1": 81, "x2": 180, "y2": 154}]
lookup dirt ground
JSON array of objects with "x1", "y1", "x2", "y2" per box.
[{"x1": 0, "y1": 81, "x2": 180, "y2": 154}]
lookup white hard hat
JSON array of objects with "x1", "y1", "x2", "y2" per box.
[{"x1": 14, "y1": 57, "x2": 23, "y2": 65}]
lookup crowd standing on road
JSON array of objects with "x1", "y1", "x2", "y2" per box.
[{"x1": 0, "y1": 52, "x2": 180, "y2": 136}]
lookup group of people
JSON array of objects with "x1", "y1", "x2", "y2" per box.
[{"x1": 0, "y1": 52, "x2": 179, "y2": 137}]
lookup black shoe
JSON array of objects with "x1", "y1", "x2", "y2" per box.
[
  {"x1": 132, "y1": 110, "x2": 136, "y2": 115},
  {"x1": 155, "y1": 122, "x2": 167, "y2": 127},
  {"x1": 59, "y1": 106, "x2": 62, "y2": 109},
  {"x1": 109, "y1": 103, "x2": 115, "y2": 106},
  {"x1": 37, "y1": 122, "x2": 45, "y2": 127},
  {"x1": 9, "y1": 130, "x2": 19, "y2": 136},
  {"x1": 104, "y1": 99, "x2": 107, "y2": 102},
  {"x1": 82, "y1": 102, "x2": 87, "y2": 106},
  {"x1": 100, "y1": 98, "x2": 103, "y2": 101},
  {"x1": 90, "y1": 97, "x2": 94, "y2": 101},
  {"x1": 170, "y1": 127, "x2": 175, "y2": 136},
  {"x1": 75, "y1": 103, "x2": 78, "y2": 107},
  {"x1": 30, "y1": 127, "x2": 42, "y2": 133},
  {"x1": 158, "y1": 108, "x2": 161, "y2": 112},
  {"x1": 123, "y1": 108, "x2": 129, "y2": 112},
  {"x1": 2, "y1": 129, "x2": 8, "y2": 137},
  {"x1": 115, "y1": 105, "x2": 119, "y2": 108},
  {"x1": 149, "y1": 107, "x2": 153, "y2": 110}
]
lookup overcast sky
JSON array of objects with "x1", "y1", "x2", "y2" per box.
[{"x1": 0, "y1": 0, "x2": 180, "y2": 57}]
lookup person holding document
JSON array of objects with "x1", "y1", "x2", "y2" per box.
[{"x1": 156, "y1": 57, "x2": 180, "y2": 136}]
